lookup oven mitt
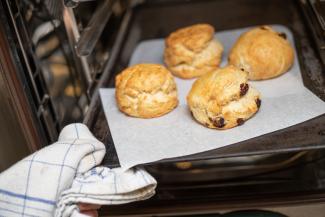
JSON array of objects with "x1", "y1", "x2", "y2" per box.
[{"x1": 0, "y1": 123, "x2": 157, "y2": 217}]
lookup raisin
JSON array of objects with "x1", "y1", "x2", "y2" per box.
[
  {"x1": 237, "y1": 118, "x2": 245, "y2": 126},
  {"x1": 240, "y1": 83, "x2": 249, "y2": 96},
  {"x1": 240, "y1": 68, "x2": 245, "y2": 71},
  {"x1": 278, "y1": 32, "x2": 287, "y2": 39},
  {"x1": 256, "y1": 98, "x2": 261, "y2": 108},
  {"x1": 209, "y1": 117, "x2": 225, "y2": 128},
  {"x1": 260, "y1": 26, "x2": 267, "y2": 30}
]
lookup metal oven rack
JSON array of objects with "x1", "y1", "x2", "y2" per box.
[{"x1": 0, "y1": 0, "x2": 60, "y2": 146}]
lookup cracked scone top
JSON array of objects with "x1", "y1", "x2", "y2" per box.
[
  {"x1": 229, "y1": 26, "x2": 294, "y2": 80},
  {"x1": 187, "y1": 65, "x2": 261, "y2": 129},
  {"x1": 115, "y1": 64, "x2": 178, "y2": 118},
  {"x1": 164, "y1": 24, "x2": 223, "y2": 79}
]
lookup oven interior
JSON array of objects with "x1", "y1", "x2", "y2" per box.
[
  {"x1": 79, "y1": 0, "x2": 325, "y2": 215},
  {"x1": 86, "y1": 0, "x2": 325, "y2": 214},
  {"x1": 85, "y1": 0, "x2": 325, "y2": 168},
  {"x1": 2, "y1": 0, "x2": 325, "y2": 215}
]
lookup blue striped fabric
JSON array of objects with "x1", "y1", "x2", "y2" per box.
[{"x1": 0, "y1": 123, "x2": 156, "y2": 217}]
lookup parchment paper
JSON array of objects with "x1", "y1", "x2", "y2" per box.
[{"x1": 99, "y1": 25, "x2": 325, "y2": 170}]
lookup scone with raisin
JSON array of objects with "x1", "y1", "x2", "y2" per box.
[
  {"x1": 115, "y1": 64, "x2": 178, "y2": 118},
  {"x1": 164, "y1": 24, "x2": 223, "y2": 79},
  {"x1": 187, "y1": 65, "x2": 261, "y2": 129},
  {"x1": 229, "y1": 26, "x2": 294, "y2": 80}
]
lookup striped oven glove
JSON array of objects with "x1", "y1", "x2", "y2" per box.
[{"x1": 0, "y1": 123, "x2": 157, "y2": 217}]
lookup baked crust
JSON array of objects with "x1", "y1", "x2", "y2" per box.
[
  {"x1": 164, "y1": 24, "x2": 223, "y2": 79},
  {"x1": 187, "y1": 65, "x2": 261, "y2": 129},
  {"x1": 115, "y1": 64, "x2": 178, "y2": 118},
  {"x1": 228, "y1": 26, "x2": 294, "y2": 80}
]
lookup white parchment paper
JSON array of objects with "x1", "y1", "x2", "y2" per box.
[{"x1": 99, "y1": 25, "x2": 325, "y2": 170}]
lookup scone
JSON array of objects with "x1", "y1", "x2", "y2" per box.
[
  {"x1": 187, "y1": 65, "x2": 261, "y2": 129},
  {"x1": 115, "y1": 64, "x2": 178, "y2": 118},
  {"x1": 164, "y1": 24, "x2": 223, "y2": 79},
  {"x1": 228, "y1": 26, "x2": 294, "y2": 80}
]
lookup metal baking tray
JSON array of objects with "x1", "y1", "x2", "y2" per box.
[{"x1": 84, "y1": 0, "x2": 325, "y2": 168}]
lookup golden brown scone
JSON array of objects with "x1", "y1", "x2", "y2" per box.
[
  {"x1": 187, "y1": 65, "x2": 261, "y2": 129},
  {"x1": 115, "y1": 64, "x2": 178, "y2": 118},
  {"x1": 164, "y1": 24, "x2": 223, "y2": 79},
  {"x1": 229, "y1": 26, "x2": 294, "y2": 80}
]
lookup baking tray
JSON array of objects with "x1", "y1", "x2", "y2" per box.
[{"x1": 84, "y1": 0, "x2": 325, "y2": 168}]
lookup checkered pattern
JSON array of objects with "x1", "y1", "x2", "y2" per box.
[{"x1": 0, "y1": 123, "x2": 157, "y2": 217}]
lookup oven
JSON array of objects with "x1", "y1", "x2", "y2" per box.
[{"x1": 1, "y1": 0, "x2": 325, "y2": 216}]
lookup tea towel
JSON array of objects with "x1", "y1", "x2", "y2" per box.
[{"x1": 0, "y1": 123, "x2": 156, "y2": 217}]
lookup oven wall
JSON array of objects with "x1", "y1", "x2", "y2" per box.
[
  {"x1": 0, "y1": 0, "x2": 49, "y2": 171},
  {"x1": 0, "y1": 69, "x2": 30, "y2": 172}
]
